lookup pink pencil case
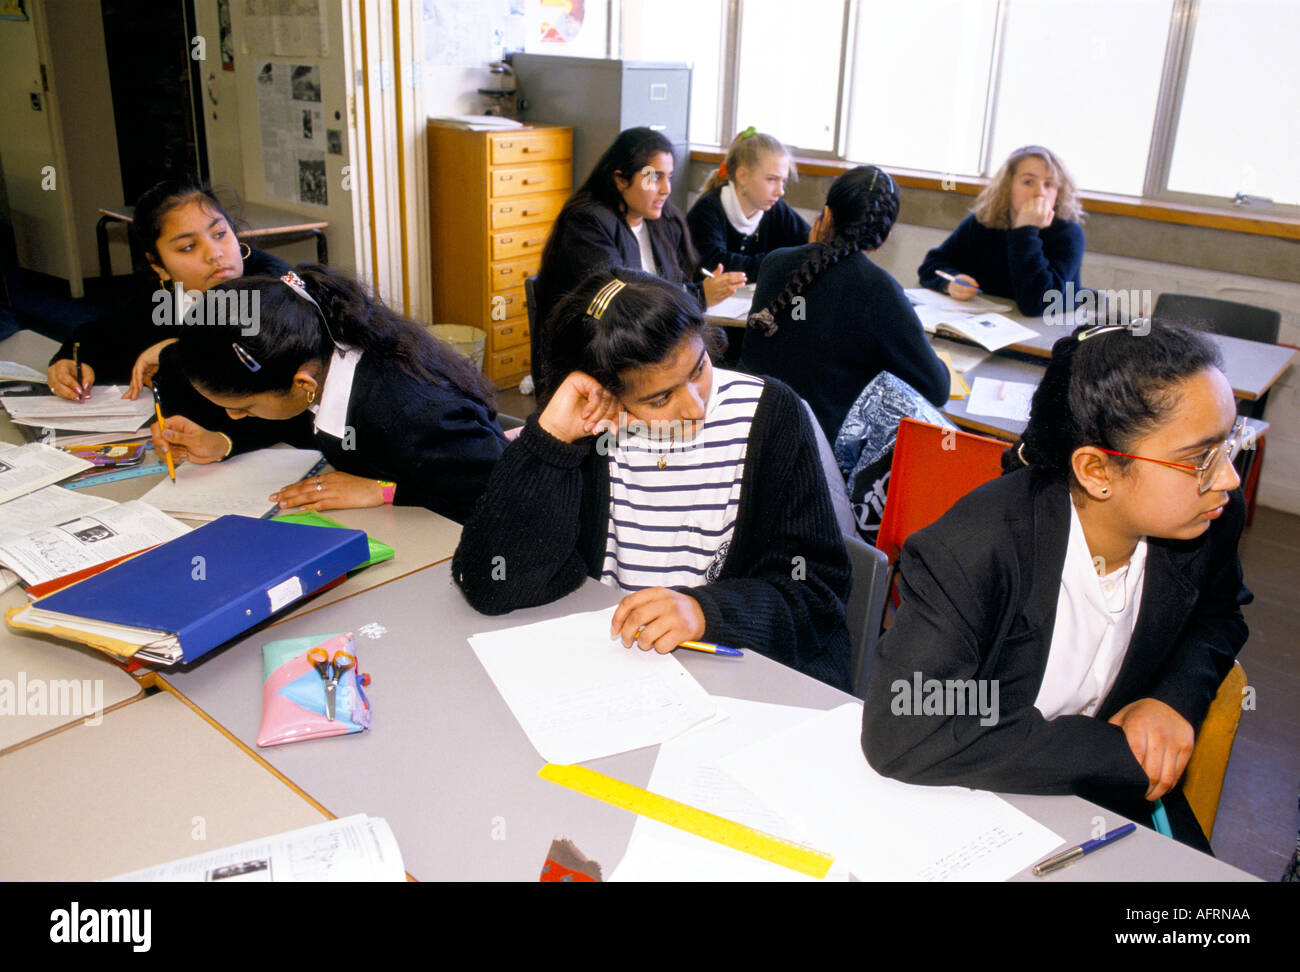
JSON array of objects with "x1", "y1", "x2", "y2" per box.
[{"x1": 257, "y1": 632, "x2": 371, "y2": 747}]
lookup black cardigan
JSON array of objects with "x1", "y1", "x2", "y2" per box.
[
  {"x1": 195, "y1": 352, "x2": 506, "y2": 523},
  {"x1": 52, "y1": 248, "x2": 290, "y2": 380},
  {"x1": 451, "y1": 378, "x2": 853, "y2": 691},
  {"x1": 685, "y1": 188, "x2": 810, "y2": 280},
  {"x1": 917, "y1": 214, "x2": 1084, "y2": 316},
  {"x1": 741, "y1": 246, "x2": 949, "y2": 443},
  {"x1": 533, "y1": 199, "x2": 704, "y2": 331},
  {"x1": 862, "y1": 467, "x2": 1251, "y2": 845}
]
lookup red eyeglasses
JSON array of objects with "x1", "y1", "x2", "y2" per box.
[{"x1": 1097, "y1": 418, "x2": 1246, "y2": 494}]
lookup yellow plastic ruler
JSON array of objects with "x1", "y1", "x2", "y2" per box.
[{"x1": 538, "y1": 763, "x2": 835, "y2": 879}]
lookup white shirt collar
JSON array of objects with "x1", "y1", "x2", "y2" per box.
[
  {"x1": 1035, "y1": 502, "x2": 1148, "y2": 719},
  {"x1": 310, "y1": 346, "x2": 362, "y2": 439},
  {"x1": 720, "y1": 183, "x2": 763, "y2": 236}
]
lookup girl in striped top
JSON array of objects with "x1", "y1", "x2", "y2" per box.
[{"x1": 453, "y1": 268, "x2": 852, "y2": 691}]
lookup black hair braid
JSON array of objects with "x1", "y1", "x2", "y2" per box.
[{"x1": 746, "y1": 164, "x2": 898, "y2": 337}]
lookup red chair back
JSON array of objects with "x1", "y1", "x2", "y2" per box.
[{"x1": 875, "y1": 419, "x2": 1008, "y2": 563}]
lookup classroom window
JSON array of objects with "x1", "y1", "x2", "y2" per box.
[
  {"x1": 987, "y1": 0, "x2": 1172, "y2": 197},
  {"x1": 1166, "y1": 0, "x2": 1300, "y2": 207},
  {"x1": 620, "y1": 0, "x2": 726, "y2": 145},
  {"x1": 734, "y1": 0, "x2": 846, "y2": 153},
  {"x1": 844, "y1": 0, "x2": 998, "y2": 176}
]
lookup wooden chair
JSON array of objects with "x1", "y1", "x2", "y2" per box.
[{"x1": 1181, "y1": 662, "x2": 1248, "y2": 840}]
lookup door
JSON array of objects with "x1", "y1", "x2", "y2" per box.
[{"x1": 0, "y1": 3, "x2": 82, "y2": 292}]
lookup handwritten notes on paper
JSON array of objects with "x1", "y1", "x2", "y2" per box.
[{"x1": 469, "y1": 606, "x2": 717, "y2": 764}]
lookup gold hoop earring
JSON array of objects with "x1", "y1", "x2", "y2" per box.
[
  {"x1": 306, "y1": 388, "x2": 316, "y2": 405},
  {"x1": 240, "y1": 242, "x2": 252, "y2": 260}
]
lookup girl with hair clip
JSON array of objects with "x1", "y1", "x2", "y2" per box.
[
  {"x1": 740, "y1": 165, "x2": 948, "y2": 443},
  {"x1": 862, "y1": 318, "x2": 1252, "y2": 851},
  {"x1": 918, "y1": 145, "x2": 1085, "y2": 316},
  {"x1": 149, "y1": 264, "x2": 507, "y2": 522},
  {"x1": 686, "y1": 128, "x2": 810, "y2": 281},
  {"x1": 452, "y1": 268, "x2": 852, "y2": 692},
  {"x1": 47, "y1": 180, "x2": 289, "y2": 402},
  {"x1": 533, "y1": 127, "x2": 746, "y2": 400}
]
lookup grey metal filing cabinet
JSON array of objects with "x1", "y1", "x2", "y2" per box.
[{"x1": 509, "y1": 54, "x2": 692, "y2": 209}]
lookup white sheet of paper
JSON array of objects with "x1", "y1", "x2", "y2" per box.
[
  {"x1": 716, "y1": 703, "x2": 1063, "y2": 881},
  {"x1": 0, "y1": 442, "x2": 95, "y2": 504},
  {"x1": 2, "y1": 385, "x2": 154, "y2": 434},
  {"x1": 610, "y1": 696, "x2": 841, "y2": 882},
  {"x1": 0, "y1": 500, "x2": 189, "y2": 586},
  {"x1": 138, "y1": 447, "x2": 323, "y2": 520},
  {"x1": 0, "y1": 485, "x2": 116, "y2": 542},
  {"x1": 108, "y1": 814, "x2": 406, "y2": 882},
  {"x1": 0, "y1": 361, "x2": 48, "y2": 383},
  {"x1": 468, "y1": 606, "x2": 717, "y2": 765},
  {"x1": 905, "y1": 287, "x2": 1013, "y2": 315},
  {"x1": 707, "y1": 284, "x2": 756, "y2": 321},
  {"x1": 966, "y1": 376, "x2": 1036, "y2": 422}
]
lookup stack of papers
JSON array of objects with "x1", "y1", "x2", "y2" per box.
[
  {"x1": 0, "y1": 500, "x2": 189, "y2": 586},
  {"x1": 0, "y1": 441, "x2": 94, "y2": 503},
  {"x1": 469, "y1": 606, "x2": 717, "y2": 764},
  {"x1": 0, "y1": 386, "x2": 155, "y2": 433},
  {"x1": 109, "y1": 815, "x2": 406, "y2": 882},
  {"x1": 0, "y1": 361, "x2": 48, "y2": 384},
  {"x1": 139, "y1": 447, "x2": 324, "y2": 520},
  {"x1": 613, "y1": 701, "x2": 1062, "y2": 881}
]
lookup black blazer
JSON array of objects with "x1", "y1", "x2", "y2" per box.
[{"x1": 862, "y1": 467, "x2": 1250, "y2": 837}]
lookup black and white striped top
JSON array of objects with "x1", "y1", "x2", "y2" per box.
[{"x1": 601, "y1": 368, "x2": 764, "y2": 592}]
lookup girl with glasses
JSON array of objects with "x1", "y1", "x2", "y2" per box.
[{"x1": 863, "y1": 318, "x2": 1252, "y2": 851}]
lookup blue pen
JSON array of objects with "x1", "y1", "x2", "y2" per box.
[
  {"x1": 678, "y1": 641, "x2": 744, "y2": 657},
  {"x1": 1151, "y1": 800, "x2": 1173, "y2": 837},
  {"x1": 935, "y1": 269, "x2": 982, "y2": 294},
  {"x1": 1031, "y1": 822, "x2": 1137, "y2": 876}
]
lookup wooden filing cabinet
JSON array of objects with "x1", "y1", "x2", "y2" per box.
[{"x1": 427, "y1": 123, "x2": 573, "y2": 389}]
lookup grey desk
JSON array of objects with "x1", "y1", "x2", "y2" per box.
[
  {"x1": 972, "y1": 312, "x2": 1295, "y2": 403},
  {"x1": 0, "y1": 585, "x2": 144, "y2": 754},
  {"x1": 0, "y1": 691, "x2": 329, "y2": 881},
  {"x1": 159, "y1": 562, "x2": 1254, "y2": 882},
  {"x1": 939, "y1": 346, "x2": 1271, "y2": 448}
]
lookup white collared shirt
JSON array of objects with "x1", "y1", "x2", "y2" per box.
[
  {"x1": 309, "y1": 346, "x2": 362, "y2": 439},
  {"x1": 1034, "y1": 503, "x2": 1148, "y2": 720},
  {"x1": 720, "y1": 183, "x2": 763, "y2": 236},
  {"x1": 629, "y1": 219, "x2": 656, "y2": 274}
]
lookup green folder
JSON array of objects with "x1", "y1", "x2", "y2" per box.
[{"x1": 271, "y1": 511, "x2": 395, "y2": 570}]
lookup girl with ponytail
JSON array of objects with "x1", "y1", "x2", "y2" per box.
[
  {"x1": 863, "y1": 318, "x2": 1252, "y2": 851},
  {"x1": 686, "y1": 128, "x2": 809, "y2": 280},
  {"x1": 150, "y1": 264, "x2": 507, "y2": 521},
  {"x1": 739, "y1": 165, "x2": 948, "y2": 442}
]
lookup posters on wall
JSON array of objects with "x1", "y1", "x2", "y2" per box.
[
  {"x1": 241, "y1": 0, "x2": 327, "y2": 57},
  {"x1": 421, "y1": 0, "x2": 525, "y2": 68},
  {"x1": 255, "y1": 61, "x2": 328, "y2": 207}
]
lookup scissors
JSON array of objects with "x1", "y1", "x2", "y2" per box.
[{"x1": 307, "y1": 646, "x2": 356, "y2": 721}]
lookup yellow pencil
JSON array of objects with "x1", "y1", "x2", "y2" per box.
[{"x1": 153, "y1": 399, "x2": 176, "y2": 483}]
